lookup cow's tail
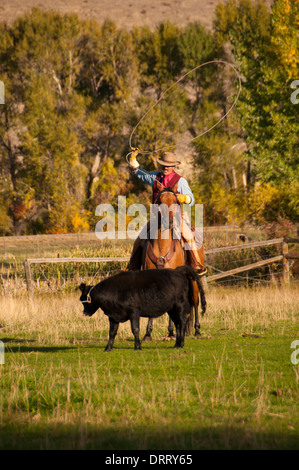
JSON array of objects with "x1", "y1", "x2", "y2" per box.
[{"x1": 175, "y1": 265, "x2": 207, "y2": 317}]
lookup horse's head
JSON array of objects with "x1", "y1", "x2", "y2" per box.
[
  {"x1": 155, "y1": 183, "x2": 180, "y2": 230},
  {"x1": 154, "y1": 182, "x2": 179, "y2": 207}
]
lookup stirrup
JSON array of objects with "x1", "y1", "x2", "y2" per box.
[{"x1": 195, "y1": 265, "x2": 207, "y2": 277}]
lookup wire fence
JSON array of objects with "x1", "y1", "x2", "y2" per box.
[
  {"x1": 0, "y1": 232, "x2": 298, "y2": 295},
  {"x1": 205, "y1": 243, "x2": 283, "y2": 286}
]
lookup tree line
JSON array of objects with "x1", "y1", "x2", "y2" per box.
[{"x1": 0, "y1": 0, "x2": 298, "y2": 236}]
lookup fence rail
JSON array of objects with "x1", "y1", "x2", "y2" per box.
[
  {"x1": 206, "y1": 255, "x2": 283, "y2": 282},
  {"x1": 205, "y1": 237, "x2": 284, "y2": 254},
  {"x1": 22, "y1": 237, "x2": 298, "y2": 295}
]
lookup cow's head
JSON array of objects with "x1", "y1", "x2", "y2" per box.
[{"x1": 79, "y1": 283, "x2": 98, "y2": 317}]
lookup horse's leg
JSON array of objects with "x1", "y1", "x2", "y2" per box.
[
  {"x1": 195, "y1": 277, "x2": 206, "y2": 337},
  {"x1": 189, "y1": 279, "x2": 201, "y2": 337},
  {"x1": 185, "y1": 305, "x2": 194, "y2": 336},
  {"x1": 142, "y1": 318, "x2": 153, "y2": 341},
  {"x1": 168, "y1": 317, "x2": 176, "y2": 339},
  {"x1": 194, "y1": 304, "x2": 201, "y2": 338}
]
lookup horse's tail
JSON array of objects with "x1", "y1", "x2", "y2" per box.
[{"x1": 175, "y1": 265, "x2": 207, "y2": 317}]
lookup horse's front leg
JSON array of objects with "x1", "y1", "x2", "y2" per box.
[
  {"x1": 168, "y1": 317, "x2": 176, "y2": 339},
  {"x1": 194, "y1": 305, "x2": 201, "y2": 338},
  {"x1": 142, "y1": 318, "x2": 153, "y2": 342}
]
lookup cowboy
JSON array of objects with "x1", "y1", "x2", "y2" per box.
[{"x1": 127, "y1": 149, "x2": 207, "y2": 275}]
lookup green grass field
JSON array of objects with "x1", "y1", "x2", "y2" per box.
[{"x1": 0, "y1": 284, "x2": 298, "y2": 450}]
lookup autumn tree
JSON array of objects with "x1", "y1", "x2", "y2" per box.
[
  {"x1": 78, "y1": 19, "x2": 139, "y2": 214},
  {"x1": 1, "y1": 5, "x2": 296, "y2": 235},
  {"x1": 214, "y1": 0, "x2": 299, "y2": 222},
  {"x1": 132, "y1": 21, "x2": 183, "y2": 96},
  {"x1": 0, "y1": 10, "x2": 138, "y2": 233}
]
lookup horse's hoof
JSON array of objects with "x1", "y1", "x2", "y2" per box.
[
  {"x1": 162, "y1": 335, "x2": 175, "y2": 341},
  {"x1": 194, "y1": 333, "x2": 201, "y2": 339},
  {"x1": 142, "y1": 335, "x2": 152, "y2": 342}
]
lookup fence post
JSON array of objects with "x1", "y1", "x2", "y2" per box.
[
  {"x1": 24, "y1": 260, "x2": 33, "y2": 296},
  {"x1": 282, "y1": 242, "x2": 290, "y2": 284},
  {"x1": 201, "y1": 276, "x2": 208, "y2": 291}
]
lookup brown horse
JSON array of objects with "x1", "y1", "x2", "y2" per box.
[{"x1": 141, "y1": 182, "x2": 206, "y2": 341}]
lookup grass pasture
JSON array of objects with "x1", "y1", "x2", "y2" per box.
[{"x1": 0, "y1": 284, "x2": 298, "y2": 450}]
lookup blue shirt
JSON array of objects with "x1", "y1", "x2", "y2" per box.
[{"x1": 134, "y1": 167, "x2": 195, "y2": 206}]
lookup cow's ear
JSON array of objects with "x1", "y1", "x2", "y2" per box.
[{"x1": 79, "y1": 283, "x2": 86, "y2": 292}]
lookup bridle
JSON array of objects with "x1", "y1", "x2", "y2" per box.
[{"x1": 154, "y1": 188, "x2": 180, "y2": 206}]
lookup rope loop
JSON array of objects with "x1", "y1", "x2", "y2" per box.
[{"x1": 128, "y1": 59, "x2": 242, "y2": 159}]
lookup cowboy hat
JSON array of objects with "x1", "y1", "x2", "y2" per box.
[{"x1": 156, "y1": 152, "x2": 181, "y2": 167}]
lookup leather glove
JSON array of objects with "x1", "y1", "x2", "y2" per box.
[
  {"x1": 128, "y1": 148, "x2": 140, "y2": 169},
  {"x1": 177, "y1": 194, "x2": 191, "y2": 204}
]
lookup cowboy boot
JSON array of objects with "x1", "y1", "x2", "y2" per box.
[{"x1": 185, "y1": 244, "x2": 207, "y2": 276}]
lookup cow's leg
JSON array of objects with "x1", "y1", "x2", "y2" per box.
[
  {"x1": 174, "y1": 321, "x2": 185, "y2": 348},
  {"x1": 130, "y1": 316, "x2": 142, "y2": 350},
  {"x1": 105, "y1": 319, "x2": 119, "y2": 352},
  {"x1": 169, "y1": 307, "x2": 187, "y2": 349},
  {"x1": 143, "y1": 318, "x2": 153, "y2": 342}
]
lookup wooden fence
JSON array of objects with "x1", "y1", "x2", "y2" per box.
[{"x1": 23, "y1": 237, "x2": 299, "y2": 295}]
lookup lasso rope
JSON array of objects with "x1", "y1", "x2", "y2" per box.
[{"x1": 127, "y1": 59, "x2": 242, "y2": 160}]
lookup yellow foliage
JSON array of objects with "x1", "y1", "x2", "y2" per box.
[
  {"x1": 247, "y1": 182, "x2": 281, "y2": 224},
  {"x1": 271, "y1": 0, "x2": 299, "y2": 77},
  {"x1": 208, "y1": 181, "x2": 286, "y2": 226},
  {"x1": 71, "y1": 214, "x2": 90, "y2": 232},
  {"x1": 209, "y1": 183, "x2": 249, "y2": 226},
  {"x1": 285, "y1": 1, "x2": 291, "y2": 13}
]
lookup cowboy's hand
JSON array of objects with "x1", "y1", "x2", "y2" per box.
[
  {"x1": 177, "y1": 194, "x2": 191, "y2": 204},
  {"x1": 128, "y1": 148, "x2": 140, "y2": 169}
]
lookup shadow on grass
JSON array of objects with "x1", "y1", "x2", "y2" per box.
[
  {"x1": 0, "y1": 421, "x2": 298, "y2": 450},
  {"x1": 0, "y1": 337, "x2": 36, "y2": 343},
  {"x1": 1, "y1": 343, "x2": 104, "y2": 354},
  {"x1": 0, "y1": 337, "x2": 179, "y2": 354}
]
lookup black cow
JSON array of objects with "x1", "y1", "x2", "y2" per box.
[{"x1": 79, "y1": 265, "x2": 206, "y2": 352}]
